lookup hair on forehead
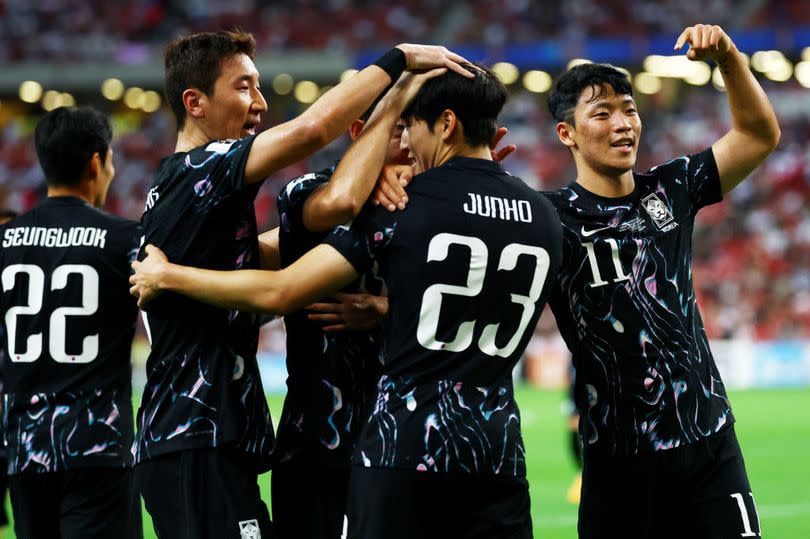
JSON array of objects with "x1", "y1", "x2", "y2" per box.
[{"x1": 547, "y1": 63, "x2": 633, "y2": 124}]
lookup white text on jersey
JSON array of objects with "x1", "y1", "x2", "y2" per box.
[
  {"x1": 3, "y1": 226, "x2": 107, "y2": 249},
  {"x1": 463, "y1": 193, "x2": 533, "y2": 222}
]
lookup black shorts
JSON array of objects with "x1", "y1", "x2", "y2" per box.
[
  {"x1": 579, "y1": 425, "x2": 761, "y2": 539},
  {"x1": 9, "y1": 467, "x2": 142, "y2": 539},
  {"x1": 271, "y1": 458, "x2": 349, "y2": 539},
  {"x1": 135, "y1": 446, "x2": 272, "y2": 539},
  {"x1": 346, "y1": 466, "x2": 532, "y2": 539}
]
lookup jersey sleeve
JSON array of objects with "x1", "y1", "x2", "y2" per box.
[
  {"x1": 186, "y1": 135, "x2": 258, "y2": 198},
  {"x1": 323, "y1": 206, "x2": 396, "y2": 275},
  {"x1": 686, "y1": 147, "x2": 722, "y2": 214},
  {"x1": 277, "y1": 169, "x2": 332, "y2": 235}
]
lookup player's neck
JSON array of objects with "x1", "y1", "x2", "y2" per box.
[
  {"x1": 575, "y1": 165, "x2": 635, "y2": 199},
  {"x1": 47, "y1": 185, "x2": 94, "y2": 206},
  {"x1": 175, "y1": 123, "x2": 212, "y2": 153},
  {"x1": 435, "y1": 144, "x2": 492, "y2": 167}
]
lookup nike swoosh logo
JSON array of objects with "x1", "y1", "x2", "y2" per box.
[{"x1": 580, "y1": 225, "x2": 611, "y2": 237}]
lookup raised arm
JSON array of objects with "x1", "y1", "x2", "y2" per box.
[
  {"x1": 131, "y1": 244, "x2": 358, "y2": 316},
  {"x1": 302, "y1": 68, "x2": 446, "y2": 232},
  {"x1": 244, "y1": 45, "x2": 472, "y2": 184},
  {"x1": 675, "y1": 24, "x2": 780, "y2": 195}
]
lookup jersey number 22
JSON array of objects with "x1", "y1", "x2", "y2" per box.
[{"x1": 2, "y1": 264, "x2": 99, "y2": 363}]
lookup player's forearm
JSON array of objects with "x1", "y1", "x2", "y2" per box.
[
  {"x1": 718, "y1": 46, "x2": 780, "y2": 151},
  {"x1": 298, "y1": 65, "x2": 394, "y2": 150},
  {"x1": 305, "y1": 105, "x2": 402, "y2": 232},
  {"x1": 160, "y1": 264, "x2": 285, "y2": 315}
]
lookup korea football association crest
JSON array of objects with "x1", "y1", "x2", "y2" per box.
[
  {"x1": 641, "y1": 193, "x2": 675, "y2": 230},
  {"x1": 239, "y1": 519, "x2": 261, "y2": 539}
]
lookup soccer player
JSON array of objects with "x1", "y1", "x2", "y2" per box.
[
  {"x1": 131, "y1": 64, "x2": 562, "y2": 539},
  {"x1": 271, "y1": 100, "x2": 410, "y2": 538},
  {"x1": 0, "y1": 108, "x2": 141, "y2": 539},
  {"x1": 134, "y1": 28, "x2": 473, "y2": 538},
  {"x1": 543, "y1": 25, "x2": 779, "y2": 537},
  {"x1": 0, "y1": 209, "x2": 16, "y2": 538}
]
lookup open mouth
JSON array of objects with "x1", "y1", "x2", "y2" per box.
[
  {"x1": 611, "y1": 139, "x2": 634, "y2": 152},
  {"x1": 242, "y1": 118, "x2": 260, "y2": 136}
]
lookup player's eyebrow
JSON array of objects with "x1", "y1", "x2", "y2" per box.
[{"x1": 233, "y1": 73, "x2": 260, "y2": 85}]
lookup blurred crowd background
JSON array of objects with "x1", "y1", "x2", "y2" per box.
[{"x1": 1, "y1": 0, "x2": 809, "y2": 358}]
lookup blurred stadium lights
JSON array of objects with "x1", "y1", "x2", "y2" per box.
[
  {"x1": 492, "y1": 62, "x2": 519, "y2": 85},
  {"x1": 101, "y1": 78, "x2": 125, "y2": 101},
  {"x1": 340, "y1": 69, "x2": 359, "y2": 82},
  {"x1": 19, "y1": 80, "x2": 43, "y2": 103},
  {"x1": 124, "y1": 87, "x2": 145, "y2": 109},
  {"x1": 141, "y1": 91, "x2": 161, "y2": 113},
  {"x1": 803, "y1": 47, "x2": 810, "y2": 62},
  {"x1": 294, "y1": 80, "x2": 319, "y2": 104},
  {"x1": 764, "y1": 59, "x2": 793, "y2": 82},
  {"x1": 712, "y1": 67, "x2": 727, "y2": 91},
  {"x1": 41, "y1": 90, "x2": 74, "y2": 111},
  {"x1": 273, "y1": 73, "x2": 294, "y2": 95},
  {"x1": 633, "y1": 72, "x2": 661, "y2": 94},
  {"x1": 566, "y1": 58, "x2": 592, "y2": 70},
  {"x1": 643, "y1": 55, "x2": 711, "y2": 85},
  {"x1": 795, "y1": 61, "x2": 810, "y2": 88},
  {"x1": 522, "y1": 70, "x2": 552, "y2": 93}
]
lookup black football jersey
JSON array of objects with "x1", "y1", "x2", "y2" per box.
[
  {"x1": 136, "y1": 137, "x2": 274, "y2": 468},
  {"x1": 0, "y1": 197, "x2": 139, "y2": 474},
  {"x1": 325, "y1": 157, "x2": 562, "y2": 476},
  {"x1": 275, "y1": 166, "x2": 383, "y2": 468},
  {"x1": 543, "y1": 148, "x2": 733, "y2": 456}
]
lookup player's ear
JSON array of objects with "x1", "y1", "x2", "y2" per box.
[
  {"x1": 87, "y1": 152, "x2": 101, "y2": 179},
  {"x1": 557, "y1": 121, "x2": 577, "y2": 149},
  {"x1": 349, "y1": 119, "x2": 365, "y2": 140},
  {"x1": 440, "y1": 109, "x2": 457, "y2": 142},
  {"x1": 183, "y1": 88, "x2": 205, "y2": 120}
]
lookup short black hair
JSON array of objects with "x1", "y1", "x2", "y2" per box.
[
  {"x1": 34, "y1": 106, "x2": 113, "y2": 187},
  {"x1": 548, "y1": 63, "x2": 633, "y2": 125},
  {"x1": 402, "y1": 63, "x2": 507, "y2": 147}
]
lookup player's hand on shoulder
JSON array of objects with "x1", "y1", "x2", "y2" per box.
[
  {"x1": 306, "y1": 292, "x2": 389, "y2": 332},
  {"x1": 674, "y1": 24, "x2": 733, "y2": 63},
  {"x1": 395, "y1": 44, "x2": 474, "y2": 78},
  {"x1": 491, "y1": 126, "x2": 517, "y2": 163},
  {"x1": 129, "y1": 244, "x2": 169, "y2": 309},
  {"x1": 371, "y1": 164, "x2": 412, "y2": 212}
]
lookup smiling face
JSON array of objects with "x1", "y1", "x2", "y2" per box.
[
  {"x1": 202, "y1": 53, "x2": 267, "y2": 140},
  {"x1": 562, "y1": 84, "x2": 642, "y2": 178}
]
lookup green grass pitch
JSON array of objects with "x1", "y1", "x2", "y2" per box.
[{"x1": 3, "y1": 388, "x2": 808, "y2": 538}]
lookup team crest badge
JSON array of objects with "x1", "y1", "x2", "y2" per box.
[
  {"x1": 641, "y1": 193, "x2": 674, "y2": 228},
  {"x1": 239, "y1": 519, "x2": 261, "y2": 539}
]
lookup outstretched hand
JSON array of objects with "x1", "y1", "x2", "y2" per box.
[
  {"x1": 396, "y1": 44, "x2": 474, "y2": 78},
  {"x1": 129, "y1": 244, "x2": 169, "y2": 309},
  {"x1": 306, "y1": 292, "x2": 389, "y2": 332},
  {"x1": 674, "y1": 24, "x2": 733, "y2": 64}
]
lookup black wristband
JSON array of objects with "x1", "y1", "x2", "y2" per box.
[{"x1": 374, "y1": 48, "x2": 407, "y2": 82}]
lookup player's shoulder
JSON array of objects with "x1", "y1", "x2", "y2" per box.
[
  {"x1": 637, "y1": 152, "x2": 703, "y2": 182},
  {"x1": 188, "y1": 137, "x2": 254, "y2": 159},
  {"x1": 279, "y1": 166, "x2": 335, "y2": 201},
  {"x1": 539, "y1": 185, "x2": 576, "y2": 209}
]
